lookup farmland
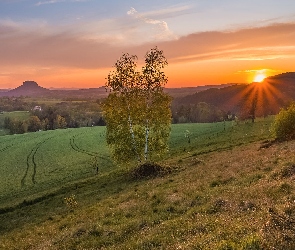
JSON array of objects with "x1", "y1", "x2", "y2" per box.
[
  {"x1": 0, "y1": 118, "x2": 273, "y2": 211},
  {"x1": 0, "y1": 126, "x2": 111, "y2": 209},
  {"x1": 1, "y1": 116, "x2": 294, "y2": 249}
]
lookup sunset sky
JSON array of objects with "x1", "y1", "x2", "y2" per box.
[{"x1": 1, "y1": 0, "x2": 295, "y2": 89}]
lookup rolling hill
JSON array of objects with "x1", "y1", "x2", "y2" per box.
[
  {"x1": 0, "y1": 81, "x2": 108, "y2": 99},
  {"x1": 0, "y1": 118, "x2": 295, "y2": 249},
  {"x1": 1, "y1": 72, "x2": 295, "y2": 118},
  {"x1": 0, "y1": 81, "x2": 50, "y2": 97},
  {"x1": 174, "y1": 72, "x2": 295, "y2": 117},
  {"x1": 0, "y1": 81, "x2": 236, "y2": 99}
]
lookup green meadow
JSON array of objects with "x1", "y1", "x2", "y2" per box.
[
  {"x1": 0, "y1": 127, "x2": 111, "y2": 209},
  {"x1": 0, "y1": 118, "x2": 272, "y2": 209},
  {"x1": 1, "y1": 117, "x2": 294, "y2": 249}
]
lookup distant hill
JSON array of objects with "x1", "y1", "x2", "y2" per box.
[
  {"x1": 267, "y1": 71, "x2": 295, "y2": 81},
  {"x1": 174, "y1": 72, "x2": 295, "y2": 118},
  {"x1": 1, "y1": 74, "x2": 294, "y2": 117},
  {"x1": 164, "y1": 83, "x2": 237, "y2": 98},
  {"x1": 0, "y1": 81, "x2": 108, "y2": 99},
  {"x1": 0, "y1": 81, "x2": 50, "y2": 97},
  {"x1": 0, "y1": 81, "x2": 235, "y2": 99}
]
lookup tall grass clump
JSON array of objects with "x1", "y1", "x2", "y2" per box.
[{"x1": 272, "y1": 103, "x2": 295, "y2": 141}]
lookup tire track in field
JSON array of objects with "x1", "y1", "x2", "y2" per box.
[
  {"x1": 0, "y1": 137, "x2": 18, "y2": 153},
  {"x1": 0, "y1": 132, "x2": 49, "y2": 154},
  {"x1": 70, "y1": 134, "x2": 109, "y2": 161},
  {"x1": 21, "y1": 136, "x2": 54, "y2": 187},
  {"x1": 0, "y1": 144, "x2": 14, "y2": 153}
]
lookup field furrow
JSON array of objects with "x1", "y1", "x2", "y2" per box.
[
  {"x1": 0, "y1": 144, "x2": 14, "y2": 153},
  {"x1": 70, "y1": 133, "x2": 109, "y2": 161},
  {"x1": 21, "y1": 136, "x2": 55, "y2": 187}
]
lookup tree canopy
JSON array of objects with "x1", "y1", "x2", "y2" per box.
[
  {"x1": 272, "y1": 102, "x2": 295, "y2": 141},
  {"x1": 102, "y1": 47, "x2": 172, "y2": 165}
]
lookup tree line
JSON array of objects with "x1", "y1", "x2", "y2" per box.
[
  {"x1": 171, "y1": 102, "x2": 230, "y2": 123},
  {"x1": 1, "y1": 99, "x2": 105, "y2": 134}
]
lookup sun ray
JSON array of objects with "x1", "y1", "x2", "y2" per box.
[{"x1": 223, "y1": 76, "x2": 288, "y2": 121}]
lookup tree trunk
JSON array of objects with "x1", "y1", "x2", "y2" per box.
[
  {"x1": 128, "y1": 114, "x2": 141, "y2": 163},
  {"x1": 144, "y1": 119, "x2": 149, "y2": 161}
]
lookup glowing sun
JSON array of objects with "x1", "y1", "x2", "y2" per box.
[{"x1": 254, "y1": 73, "x2": 266, "y2": 82}]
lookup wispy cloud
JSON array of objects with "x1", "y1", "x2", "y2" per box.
[
  {"x1": 35, "y1": 0, "x2": 88, "y2": 6},
  {"x1": 35, "y1": 0, "x2": 64, "y2": 6},
  {"x1": 1, "y1": 19, "x2": 295, "y2": 70},
  {"x1": 159, "y1": 22, "x2": 295, "y2": 63},
  {"x1": 136, "y1": 4, "x2": 192, "y2": 19},
  {"x1": 127, "y1": 7, "x2": 178, "y2": 41}
]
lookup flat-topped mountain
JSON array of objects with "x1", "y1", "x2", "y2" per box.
[
  {"x1": 0, "y1": 81, "x2": 50, "y2": 97},
  {"x1": 0, "y1": 81, "x2": 107, "y2": 99}
]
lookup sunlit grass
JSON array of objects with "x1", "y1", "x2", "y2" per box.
[{"x1": 1, "y1": 117, "x2": 294, "y2": 249}]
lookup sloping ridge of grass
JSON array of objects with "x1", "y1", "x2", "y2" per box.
[
  {"x1": 1, "y1": 138, "x2": 295, "y2": 249},
  {"x1": 0, "y1": 168, "x2": 127, "y2": 215},
  {"x1": 2, "y1": 117, "x2": 295, "y2": 249}
]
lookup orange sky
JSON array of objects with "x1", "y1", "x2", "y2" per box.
[{"x1": 1, "y1": 4, "x2": 295, "y2": 89}]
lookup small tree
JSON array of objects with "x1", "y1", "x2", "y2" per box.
[
  {"x1": 53, "y1": 115, "x2": 67, "y2": 129},
  {"x1": 272, "y1": 103, "x2": 295, "y2": 141},
  {"x1": 102, "y1": 47, "x2": 171, "y2": 165},
  {"x1": 27, "y1": 116, "x2": 42, "y2": 132}
]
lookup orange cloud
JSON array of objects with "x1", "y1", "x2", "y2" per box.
[{"x1": 1, "y1": 21, "x2": 295, "y2": 88}]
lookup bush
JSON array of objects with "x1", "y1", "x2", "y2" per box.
[
  {"x1": 130, "y1": 162, "x2": 173, "y2": 179},
  {"x1": 272, "y1": 103, "x2": 295, "y2": 141}
]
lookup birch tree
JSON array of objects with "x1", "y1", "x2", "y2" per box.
[{"x1": 102, "y1": 47, "x2": 171, "y2": 165}]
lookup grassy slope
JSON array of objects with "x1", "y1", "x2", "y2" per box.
[
  {"x1": 1, "y1": 117, "x2": 294, "y2": 249},
  {"x1": 0, "y1": 127, "x2": 112, "y2": 208}
]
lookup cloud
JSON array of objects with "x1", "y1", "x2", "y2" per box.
[
  {"x1": 236, "y1": 68, "x2": 282, "y2": 76},
  {"x1": 35, "y1": 0, "x2": 88, "y2": 6},
  {"x1": 157, "y1": 22, "x2": 295, "y2": 63},
  {"x1": 139, "y1": 5, "x2": 192, "y2": 19},
  {"x1": 127, "y1": 7, "x2": 177, "y2": 41},
  {"x1": 0, "y1": 21, "x2": 118, "y2": 69},
  {"x1": 35, "y1": 0, "x2": 65, "y2": 6},
  {"x1": 0, "y1": 19, "x2": 295, "y2": 71}
]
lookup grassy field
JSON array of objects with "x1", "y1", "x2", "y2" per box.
[
  {"x1": 1, "y1": 117, "x2": 294, "y2": 249},
  {"x1": 0, "y1": 127, "x2": 111, "y2": 209}
]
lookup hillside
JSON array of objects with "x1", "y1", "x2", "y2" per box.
[
  {"x1": 1, "y1": 118, "x2": 295, "y2": 249},
  {"x1": 0, "y1": 81, "x2": 236, "y2": 99},
  {"x1": 0, "y1": 81, "x2": 108, "y2": 99},
  {"x1": 164, "y1": 83, "x2": 237, "y2": 98},
  {"x1": 174, "y1": 72, "x2": 295, "y2": 118},
  {"x1": 1, "y1": 81, "x2": 50, "y2": 97}
]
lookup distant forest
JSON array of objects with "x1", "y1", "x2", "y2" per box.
[{"x1": 0, "y1": 97, "x2": 104, "y2": 134}]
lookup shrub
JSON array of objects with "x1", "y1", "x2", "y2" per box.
[
  {"x1": 64, "y1": 194, "x2": 78, "y2": 209},
  {"x1": 130, "y1": 162, "x2": 173, "y2": 179},
  {"x1": 272, "y1": 103, "x2": 295, "y2": 141}
]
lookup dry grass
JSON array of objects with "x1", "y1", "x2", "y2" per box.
[
  {"x1": 1, "y1": 116, "x2": 295, "y2": 249},
  {"x1": 0, "y1": 138, "x2": 294, "y2": 249}
]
